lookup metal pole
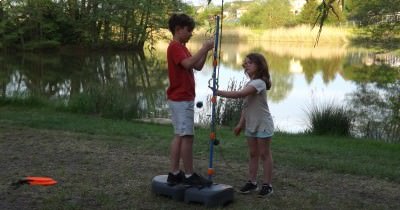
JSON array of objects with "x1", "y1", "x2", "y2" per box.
[{"x1": 208, "y1": 15, "x2": 220, "y2": 180}]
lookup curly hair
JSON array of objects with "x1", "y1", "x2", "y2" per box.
[{"x1": 168, "y1": 13, "x2": 195, "y2": 35}]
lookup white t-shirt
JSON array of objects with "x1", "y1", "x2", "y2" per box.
[{"x1": 243, "y1": 79, "x2": 274, "y2": 134}]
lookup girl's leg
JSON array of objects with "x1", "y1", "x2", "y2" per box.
[
  {"x1": 247, "y1": 137, "x2": 259, "y2": 182},
  {"x1": 257, "y1": 137, "x2": 273, "y2": 184}
]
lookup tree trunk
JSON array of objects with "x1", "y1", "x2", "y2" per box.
[
  {"x1": 0, "y1": 1, "x2": 3, "y2": 20},
  {"x1": 103, "y1": 18, "x2": 111, "y2": 44},
  {"x1": 80, "y1": 0, "x2": 86, "y2": 19},
  {"x1": 123, "y1": 11, "x2": 129, "y2": 44},
  {"x1": 134, "y1": 7, "x2": 150, "y2": 49}
]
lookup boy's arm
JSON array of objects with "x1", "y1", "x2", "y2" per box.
[
  {"x1": 181, "y1": 40, "x2": 214, "y2": 71},
  {"x1": 193, "y1": 53, "x2": 207, "y2": 71}
]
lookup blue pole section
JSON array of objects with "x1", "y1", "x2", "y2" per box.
[{"x1": 208, "y1": 15, "x2": 220, "y2": 180}]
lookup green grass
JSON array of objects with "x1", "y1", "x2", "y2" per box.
[
  {"x1": 1, "y1": 106, "x2": 399, "y2": 184},
  {"x1": 273, "y1": 134, "x2": 399, "y2": 181},
  {"x1": 1, "y1": 105, "x2": 400, "y2": 209}
]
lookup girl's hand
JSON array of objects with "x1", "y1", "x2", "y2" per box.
[
  {"x1": 208, "y1": 85, "x2": 218, "y2": 94},
  {"x1": 233, "y1": 126, "x2": 242, "y2": 136}
]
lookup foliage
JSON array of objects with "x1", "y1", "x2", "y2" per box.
[
  {"x1": 240, "y1": 0, "x2": 295, "y2": 29},
  {"x1": 305, "y1": 101, "x2": 353, "y2": 137},
  {"x1": 0, "y1": 0, "x2": 191, "y2": 50},
  {"x1": 311, "y1": 0, "x2": 346, "y2": 46},
  {"x1": 0, "y1": 50, "x2": 169, "y2": 120},
  {"x1": 345, "y1": 0, "x2": 400, "y2": 42},
  {"x1": 67, "y1": 83, "x2": 128, "y2": 119},
  {"x1": 0, "y1": 95, "x2": 48, "y2": 107},
  {"x1": 346, "y1": 64, "x2": 400, "y2": 85},
  {"x1": 195, "y1": 4, "x2": 221, "y2": 27},
  {"x1": 215, "y1": 79, "x2": 244, "y2": 127},
  {"x1": 347, "y1": 84, "x2": 400, "y2": 143},
  {"x1": 298, "y1": 0, "x2": 344, "y2": 26},
  {"x1": 297, "y1": 0, "x2": 320, "y2": 25},
  {"x1": 345, "y1": 0, "x2": 400, "y2": 25},
  {"x1": 24, "y1": 40, "x2": 61, "y2": 50}
]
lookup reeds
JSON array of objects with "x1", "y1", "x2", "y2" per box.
[
  {"x1": 305, "y1": 101, "x2": 353, "y2": 136},
  {"x1": 193, "y1": 25, "x2": 350, "y2": 44},
  {"x1": 216, "y1": 79, "x2": 245, "y2": 127},
  {"x1": 66, "y1": 83, "x2": 137, "y2": 119}
]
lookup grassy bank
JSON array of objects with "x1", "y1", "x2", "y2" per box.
[
  {"x1": 192, "y1": 25, "x2": 351, "y2": 44},
  {"x1": 1, "y1": 106, "x2": 399, "y2": 209}
]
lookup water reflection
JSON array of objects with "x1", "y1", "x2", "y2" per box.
[
  {"x1": 186, "y1": 41, "x2": 357, "y2": 132},
  {"x1": 0, "y1": 51, "x2": 169, "y2": 119},
  {"x1": 1, "y1": 41, "x2": 399, "y2": 141},
  {"x1": 345, "y1": 64, "x2": 400, "y2": 142}
]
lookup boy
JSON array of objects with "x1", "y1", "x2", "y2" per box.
[{"x1": 166, "y1": 13, "x2": 214, "y2": 187}]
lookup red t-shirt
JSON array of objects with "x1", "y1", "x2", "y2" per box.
[{"x1": 166, "y1": 41, "x2": 195, "y2": 101}]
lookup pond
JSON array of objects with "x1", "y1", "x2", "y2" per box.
[{"x1": 1, "y1": 41, "x2": 399, "y2": 141}]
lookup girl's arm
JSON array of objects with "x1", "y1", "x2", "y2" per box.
[
  {"x1": 216, "y1": 85, "x2": 257, "y2": 99},
  {"x1": 233, "y1": 111, "x2": 245, "y2": 136}
]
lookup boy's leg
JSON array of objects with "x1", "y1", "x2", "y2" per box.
[
  {"x1": 181, "y1": 135, "x2": 194, "y2": 174},
  {"x1": 168, "y1": 100, "x2": 194, "y2": 173},
  {"x1": 170, "y1": 135, "x2": 182, "y2": 173}
]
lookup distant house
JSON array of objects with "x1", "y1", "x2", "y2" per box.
[
  {"x1": 290, "y1": 0, "x2": 307, "y2": 15},
  {"x1": 382, "y1": 12, "x2": 400, "y2": 23},
  {"x1": 196, "y1": 0, "x2": 311, "y2": 22},
  {"x1": 223, "y1": 0, "x2": 253, "y2": 22},
  {"x1": 367, "y1": 11, "x2": 400, "y2": 24},
  {"x1": 222, "y1": 1, "x2": 307, "y2": 21}
]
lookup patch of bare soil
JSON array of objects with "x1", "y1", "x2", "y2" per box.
[{"x1": 1, "y1": 124, "x2": 399, "y2": 210}]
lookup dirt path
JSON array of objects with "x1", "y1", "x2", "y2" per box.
[{"x1": 1, "y1": 124, "x2": 399, "y2": 209}]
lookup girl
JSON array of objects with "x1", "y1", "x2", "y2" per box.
[{"x1": 215, "y1": 53, "x2": 274, "y2": 197}]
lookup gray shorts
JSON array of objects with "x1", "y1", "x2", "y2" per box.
[
  {"x1": 245, "y1": 130, "x2": 273, "y2": 139},
  {"x1": 168, "y1": 100, "x2": 194, "y2": 136}
]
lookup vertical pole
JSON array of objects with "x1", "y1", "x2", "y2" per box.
[{"x1": 208, "y1": 15, "x2": 220, "y2": 180}]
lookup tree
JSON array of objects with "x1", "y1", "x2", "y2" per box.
[
  {"x1": 0, "y1": 0, "x2": 189, "y2": 50},
  {"x1": 298, "y1": 0, "x2": 320, "y2": 25},
  {"x1": 345, "y1": 0, "x2": 400, "y2": 42},
  {"x1": 195, "y1": 4, "x2": 221, "y2": 27},
  {"x1": 240, "y1": 0, "x2": 295, "y2": 29}
]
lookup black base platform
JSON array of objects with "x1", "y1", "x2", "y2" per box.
[
  {"x1": 151, "y1": 175, "x2": 234, "y2": 207},
  {"x1": 151, "y1": 175, "x2": 187, "y2": 201},
  {"x1": 184, "y1": 183, "x2": 234, "y2": 207}
]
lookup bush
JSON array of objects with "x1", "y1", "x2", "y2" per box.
[
  {"x1": 24, "y1": 40, "x2": 60, "y2": 50},
  {"x1": 0, "y1": 95, "x2": 47, "y2": 107},
  {"x1": 305, "y1": 101, "x2": 353, "y2": 136},
  {"x1": 67, "y1": 84, "x2": 137, "y2": 119},
  {"x1": 216, "y1": 79, "x2": 244, "y2": 127}
]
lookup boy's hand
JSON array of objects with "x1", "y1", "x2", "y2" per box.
[{"x1": 202, "y1": 39, "x2": 214, "y2": 51}]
